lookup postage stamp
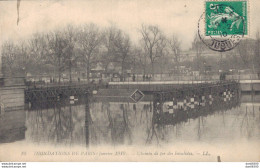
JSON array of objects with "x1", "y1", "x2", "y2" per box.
[
  {"x1": 198, "y1": 0, "x2": 248, "y2": 52},
  {"x1": 205, "y1": 1, "x2": 247, "y2": 36}
]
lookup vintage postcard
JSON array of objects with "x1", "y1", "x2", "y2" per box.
[{"x1": 0, "y1": 0, "x2": 259, "y2": 162}]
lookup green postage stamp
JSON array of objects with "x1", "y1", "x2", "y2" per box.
[
  {"x1": 205, "y1": 0, "x2": 247, "y2": 36},
  {"x1": 198, "y1": 0, "x2": 248, "y2": 52}
]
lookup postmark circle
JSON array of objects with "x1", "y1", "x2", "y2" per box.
[{"x1": 198, "y1": 4, "x2": 246, "y2": 52}]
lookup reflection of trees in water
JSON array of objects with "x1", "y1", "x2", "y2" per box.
[
  {"x1": 239, "y1": 104, "x2": 260, "y2": 139},
  {"x1": 196, "y1": 116, "x2": 205, "y2": 140},
  {"x1": 173, "y1": 123, "x2": 181, "y2": 138},
  {"x1": 27, "y1": 104, "x2": 58, "y2": 143},
  {"x1": 193, "y1": 105, "x2": 207, "y2": 140},
  {"x1": 27, "y1": 101, "x2": 85, "y2": 145},
  {"x1": 28, "y1": 100, "x2": 154, "y2": 146},
  {"x1": 145, "y1": 100, "x2": 173, "y2": 145},
  {"x1": 106, "y1": 103, "x2": 132, "y2": 145},
  {"x1": 146, "y1": 91, "x2": 242, "y2": 144},
  {"x1": 138, "y1": 103, "x2": 153, "y2": 137},
  {"x1": 88, "y1": 101, "x2": 154, "y2": 146},
  {"x1": 130, "y1": 101, "x2": 154, "y2": 144},
  {"x1": 229, "y1": 94, "x2": 260, "y2": 139},
  {"x1": 27, "y1": 91, "x2": 259, "y2": 147},
  {"x1": 146, "y1": 109, "x2": 159, "y2": 145},
  {"x1": 88, "y1": 102, "x2": 107, "y2": 146},
  {"x1": 48, "y1": 103, "x2": 74, "y2": 143},
  {"x1": 27, "y1": 107, "x2": 43, "y2": 143},
  {"x1": 146, "y1": 122, "x2": 175, "y2": 146},
  {"x1": 85, "y1": 97, "x2": 91, "y2": 147}
]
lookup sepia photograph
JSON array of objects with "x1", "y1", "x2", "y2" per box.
[{"x1": 0, "y1": 0, "x2": 259, "y2": 162}]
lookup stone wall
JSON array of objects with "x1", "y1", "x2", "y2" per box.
[{"x1": 0, "y1": 86, "x2": 25, "y2": 112}]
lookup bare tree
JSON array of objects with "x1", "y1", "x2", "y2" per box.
[
  {"x1": 139, "y1": 24, "x2": 167, "y2": 76},
  {"x1": 236, "y1": 38, "x2": 257, "y2": 74},
  {"x1": 237, "y1": 39, "x2": 250, "y2": 66},
  {"x1": 102, "y1": 25, "x2": 119, "y2": 72},
  {"x1": 113, "y1": 29, "x2": 131, "y2": 81},
  {"x1": 28, "y1": 33, "x2": 49, "y2": 74},
  {"x1": 46, "y1": 31, "x2": 69, "y2": 83},
  {"x1": 63, "y1": 25, "x2": 77, "y2": 83},
  {"x1": 2, "y1": 36, "x2": 47, "y2": 77},
  {"x1": 77, "y1": 24, "x2": 103, "y2": 82},
  {"x1": 158, "y1": 51, "x2": 170, "y2": 79},
  {"x1": 1, "y1": 41, "x2": 18, "y2": 76},
  {"x1": 131, "y1": 45, "x2": 146, "y2": 74},
  {"x1": 16, "y1": 42, "x2": 30, "y2": 74},
  {"x1": 192, "y1": 33, "x2": 204, "y2": 71},
  {"x1": 168, "y1": 35, "x2": 181, "y2": 74}
]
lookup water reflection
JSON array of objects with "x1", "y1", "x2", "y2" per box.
[
  {"x1": 0, "y1": 109, "x2": 26, "y2": 143},
  {"x1": 149, "y1": 90, "x2": 240, "y2": 144},
  {"x1": 0, "y1": 93, "x2": 259, "y2": 147}
]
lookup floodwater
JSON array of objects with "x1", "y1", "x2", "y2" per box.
[
  {"x1": 0, "y1": 91, "x2": 259, "y2": 161},
  {"x1": 1, "y1": 93, "x2": 259, "y2": 148}
]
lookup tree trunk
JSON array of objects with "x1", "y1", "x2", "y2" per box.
[
  {"x1": 151, "y1": 61, "x2": 154, "y2": 77},
  {"x1": 69, "y1": 59, "x2": 72, "y2": 84},
  {"x1": 144, "y1": 56, "x2": 147, "y2": 75},
  {"x1": 196, "y1": 54, "x2": 199, "y2": 71},
  {"x1": 87, "y1": 58, "x2": 90, "y2": 83},
  {"x1": 121, "y1": 59, "x2": 125, "y2": 82},
  {"x1": 58, "y1": 55, "x2": 61, "y2": 84}
]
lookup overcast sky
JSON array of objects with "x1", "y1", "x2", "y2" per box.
[{"x1": 0, "y1": 0, "x2": 260, "y2": 51}]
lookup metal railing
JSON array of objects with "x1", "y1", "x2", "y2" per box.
[{"x1": 23, "y1": 73, "x2": 260, "y2": 87}]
